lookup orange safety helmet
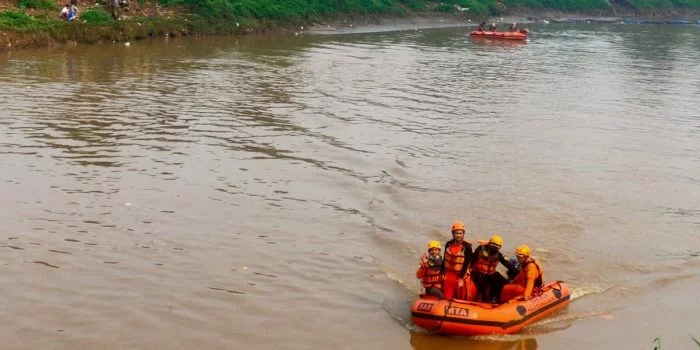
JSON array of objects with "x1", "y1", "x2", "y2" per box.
[
  {"x1": 451, "y1": 221, "x2": 466, "y2": 233},
  {"x1": 515, "y1": 245, "x2": 531, "y2": 257},
  {"x1": 488, "y1": 235, "x2": 504, "y2": 248}
]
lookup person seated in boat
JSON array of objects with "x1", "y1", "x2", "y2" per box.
[
  {"x1": 477, "y1": 21, "x2": 486, "y2": 31},
  {"x1": 416, "y1": 240, "x2": 444, "y2": 298},
  {"x1": 469, "y1": 235, "x2": 518, "y2": 303},
  {"x1": 440, "y1": 221, "x2": 473, "y2": 300},
  {"x1": 501, "y1": 245, "x2": 544, "y2": 302},
  {"x1": 509, "y1": 22, "x2": 518, "y2": 32},
  {"x1": 506, "y1": 255, "x2": 520, "y2": 281},
  {"x1": 489, "y1": 22, "x2": 497, "y2": 31}
]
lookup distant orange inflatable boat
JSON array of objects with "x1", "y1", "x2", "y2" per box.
[
  {"x1": 470, "y1": 29, "x2": 529, "y2": 41},
  {"x1": 411, "y1": 281, "x2": 570, "y2": 336}
]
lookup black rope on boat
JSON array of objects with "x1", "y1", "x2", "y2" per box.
[{"x1": 432, "y1": 298, "x2": 454, "y2": 333}]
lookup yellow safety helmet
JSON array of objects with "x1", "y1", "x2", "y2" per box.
[
  {"x1": 428, "y1": 240, "x2": 441, "y2": 250},
  {"x1": 488, "y1": 235, "x2": 504, "y2": 248},
  {"x1": 515, "y1": 245, "x2": 531, "y2": 257}
]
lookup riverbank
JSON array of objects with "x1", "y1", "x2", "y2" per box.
[{"x1": 1, "y1": 0, "x2": 700, "y2": 52}]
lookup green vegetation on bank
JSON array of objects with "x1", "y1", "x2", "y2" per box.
[
  {"x1": 504, "y1": 0, "x2": 611, "y2": 11},
  {"x1": 627, "y1": 0, "x2": 700, "y2": 9},
  {"x1": 20, "y1": 0, "x2": 59, "y2": 10},
  {"x1": 1, "y1": 0, "x2": 699, "y2": 50}
]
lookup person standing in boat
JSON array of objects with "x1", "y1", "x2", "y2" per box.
[
  {"x1": 440, "y1": 221, "x2": 473, "y2": 300},
  {"x1": 416, "y1": 241, "x2": 444, "y2": 298},
  {"x1": 501, "y1": 245, "x2": 544, "y2": 301},
  {"x1": 509, "y1": 22, "x2": 518, "y2": 32},
  {"x1": 469, "y1": 235, "x2": 518, "y2": 303}
]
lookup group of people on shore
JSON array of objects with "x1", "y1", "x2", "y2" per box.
[{"x1": 416, "y1": 221, "x2": 544, "y2": 303}]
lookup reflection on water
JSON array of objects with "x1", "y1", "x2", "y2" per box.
[
  {"x1": 410, "y1": 332, "x2": 538, "y2": 350},
  {"x1": 1, "y1": 25, "x2": 699, "y2": 349}
]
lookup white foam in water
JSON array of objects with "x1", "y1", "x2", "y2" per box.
[
  {"x1": 527, "y1": 309, "x2": 609, "y2": 329},
  {"x1": 384, "y1": 271, "x2": 421, "y2": 294},
  {"x1": 570, "y1": 283, "x2": 613, "y2": 300},
  {"x1": 473, "y1": 333, "x2": 534, "y2": 342}
]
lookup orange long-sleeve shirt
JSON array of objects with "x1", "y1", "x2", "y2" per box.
[{"x1": 513, "y1": 259, "x2": 544, "y2": 298}]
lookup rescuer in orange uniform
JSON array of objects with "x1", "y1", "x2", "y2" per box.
[
  {"x1": 469, "y1": 235, "x2": 518, "y2": 303},
  {"x1": 501, "y1": 245, "x2": 544, "y2": 301},
  {"x1": 416, "y1": 240, "x2": 444, "y2": 298},
  {"x1": 441, "y1": 221, "x2": 473, "y2": 300}
]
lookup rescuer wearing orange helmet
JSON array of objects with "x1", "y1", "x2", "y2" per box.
[
  {"x1": 440, "y1": 221, "x2": 473, "y2": 300},
  {"x1": 469, "y1": 235, "x2": 518, "y2": 303},
  {"x1": 416, "y1": 240, "x2": 444, "y2": 298},
  {"x1": 501, "y1": 245, "x2": 544, "y2": 301}
]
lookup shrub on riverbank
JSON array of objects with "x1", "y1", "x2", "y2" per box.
[
  {"x1": 504, "y1": 0, "x2": 611, "y2": 11},
  {"x1": 0, "y1": 10, "x2": 62, "y2": 29},
  {"x1": 80, "y1": 7, "x2": 115, "y2": 24},
  {"x1": 159, "y1": 0, "x2": 400, "y2": 21},
  {"x1": 628, "y1": 0, "x2": 700, "y2": 8},
  {"x1": 19, "y1": 0, "x2": 59, "y2": 10}
]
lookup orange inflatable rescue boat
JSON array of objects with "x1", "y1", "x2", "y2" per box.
[
  {"x1": 470, "y1": 29, "x2": 529, "y2": 41},
  {"x1": 411, "y1": 281, "x2": 570, "y2": 336}
]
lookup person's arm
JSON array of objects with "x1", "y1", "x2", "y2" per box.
[
  {"x1": 468, "y1": 245, "x2": 480, "y2": 267},
  {"x1": 416, "y1": 262, "x2": 427, "y2": 279},
  {"x1": 500, "y1": 252, "x2": 519, "y2": 276},
  {"x1": 440, "y1": 241, "x2": 449, "y2": 275},
  {"x1": 459, "y1": 243, "x2": 473, "y2": 278}
]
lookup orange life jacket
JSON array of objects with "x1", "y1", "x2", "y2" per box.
[
  {"x1": 471, "y1": 245, "x2": 500, "y2": 275},
  {"x1": 520, "y1": 259, "x2": 544, "y2": 288},
  {"x1": 419, "y1": 257, "x2": 443, "y2": 289},
  {"x1": 443, "y1": 243, "x2": 467, "y2": 273}
]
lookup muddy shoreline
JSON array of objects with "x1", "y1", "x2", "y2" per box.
[{"x1": 1, "y1": 8, "x2": 699, "y2": 53}]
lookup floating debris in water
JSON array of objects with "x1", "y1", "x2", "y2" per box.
[
  {"x1": 25, "y1": 261, "x2": 59, "y2": 268},
  {"x1": 253, "y1": 272, "x2": 277, "y2": 278},
  {"x1": 209, "y1": 287, "x2": 245, "y2": 295}
]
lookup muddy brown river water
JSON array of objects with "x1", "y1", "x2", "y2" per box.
[{"x1": 1, "y1": 23, "x2": 699, "y2": 349}]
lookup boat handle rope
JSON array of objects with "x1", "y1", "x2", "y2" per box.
[{"x1": 432, "y1": 298, "x2": 454, "y2": 333}]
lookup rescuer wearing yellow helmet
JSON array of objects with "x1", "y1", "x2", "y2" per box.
[
  {"x1": 416, "y1": 240, "x2": 444, "y2": 298},
  {"x1": 501, "y1": 245, "x2": 545, "y2": 301},
  {"x1": 468, "y1": 235, "x2": 518, "y2": 303}
]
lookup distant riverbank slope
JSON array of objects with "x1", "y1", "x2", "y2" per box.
[{"x1": 1, "y1": 0, "x2": 699, "y2": 50}]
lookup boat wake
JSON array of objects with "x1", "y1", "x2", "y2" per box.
[{"x1": 570, "y1": 282, "x2": 614, "y2": 300}]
